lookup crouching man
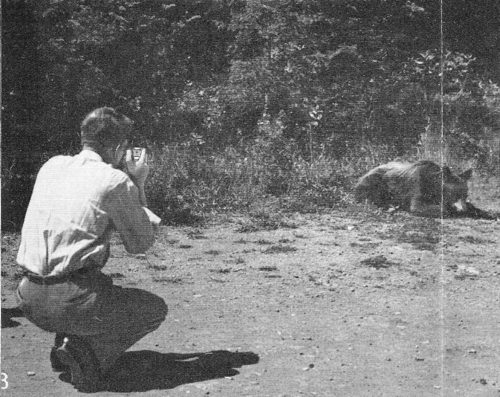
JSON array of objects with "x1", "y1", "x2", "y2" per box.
[{"x1": 16, "y1": 107, "x2": 167, "y2": 392}]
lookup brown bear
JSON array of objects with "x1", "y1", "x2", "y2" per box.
[{"x1": 354, "y1": 160, "x2": 473, "y2": 218}]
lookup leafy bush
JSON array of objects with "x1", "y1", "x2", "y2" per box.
[
  {"x1": 411, "y1": 52, "x2": 500, "y2": 173},
  {"x1": 3, "y1": 1, "x2": 500, "y2": 229},
  {"x1": 1, "y1": 171, "x2": 36, "y2": 231}
]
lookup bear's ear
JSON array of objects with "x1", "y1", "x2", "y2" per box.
[{"x1": 459, "y1": 169, "x2": 472, "y2": 181}]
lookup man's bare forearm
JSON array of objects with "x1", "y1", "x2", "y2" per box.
[
  {"x1": 136, "y1": 183, "x2": 148, "y2": 207},
  {"x1": 129, "y1": 175, "x2": 148, "y2": 207}
]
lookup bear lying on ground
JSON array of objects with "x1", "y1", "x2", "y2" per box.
[{"x1": 354, "y1": 160, "x2": 496, "y2": 219}]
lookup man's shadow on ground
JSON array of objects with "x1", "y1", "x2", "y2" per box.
[{"x1": 62, "y1": 350, "x2": 260, "y2": 393}]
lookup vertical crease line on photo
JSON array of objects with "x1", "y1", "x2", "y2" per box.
[{"x1": 439, "y1": 0, "x2": 446, "y2": 394}]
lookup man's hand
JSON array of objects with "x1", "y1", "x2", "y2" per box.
[{"x1": 125, "y1": 148, "x2": 150, "y2": 187}]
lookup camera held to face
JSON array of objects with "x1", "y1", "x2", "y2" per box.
[{"x1": 132, "y1": 147, "x2": 153, "y2": 163}]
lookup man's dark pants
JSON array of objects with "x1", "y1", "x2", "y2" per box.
[{"x1": 17, "y1": 269, "x2": 168, "y2": 373}]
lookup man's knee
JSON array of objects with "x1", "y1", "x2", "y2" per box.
[
  {"x1": 145, "y1": 294, "x2": 168, "y2": 328},
  {"x1": 155, "y1": 297, "x2": 168, "y2": 321},
  {"x1": 113, "y1": 287, "x2": 168, "y2": 328}
]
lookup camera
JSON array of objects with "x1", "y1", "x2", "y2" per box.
[
  {"x1": 132, "y1": 147, "x2": 153, "y2": 163},
  {"x1": 132, "y1": 147, "x2": 144, "y2": 161}
]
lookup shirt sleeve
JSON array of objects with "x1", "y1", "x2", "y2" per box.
[{"x1": 105, "y1": 178, "x2": 155, "y2": 254}]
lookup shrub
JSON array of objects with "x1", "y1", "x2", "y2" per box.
[{"x1": 1, "y1": 162, "x2": 37, "y2": 231}]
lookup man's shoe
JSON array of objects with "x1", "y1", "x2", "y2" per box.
[
  {"x1": 50, "y1": 333, "x2": 69, "y2": 372},
  {"x1": 56, "y1": 336, "x2": 104, "y2": 392},
  {"x1": 50, "y1": 346, "x2": 69, "y2": 372}
]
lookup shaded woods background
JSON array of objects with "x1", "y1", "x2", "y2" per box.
[{"x1": 3, "y1": 0, "x2": 500, "y2": 229}]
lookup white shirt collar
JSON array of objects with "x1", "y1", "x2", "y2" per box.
[{"x1": 79, "y1": 149, "x2": 104, "y2": 162}]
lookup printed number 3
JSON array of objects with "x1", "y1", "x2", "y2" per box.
[{"x1": 1, "y1": 372, "x2": 8, "y2": 389}]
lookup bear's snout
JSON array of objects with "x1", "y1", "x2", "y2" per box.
[{"x1": 452, "y1": 198, "x2": 468, "y2": 213}]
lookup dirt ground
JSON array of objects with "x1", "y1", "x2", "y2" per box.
[{"x1": 2, "y1": 194, "x2": 500, "y2": 396}]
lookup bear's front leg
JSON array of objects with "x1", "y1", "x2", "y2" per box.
[{"x1": 410, "y1": 196, "x2": 446, "y2": 218}]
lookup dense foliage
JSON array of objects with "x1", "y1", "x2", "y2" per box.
[{"x1": 3, "y1": 0, "x2": 500, "y2": 228}]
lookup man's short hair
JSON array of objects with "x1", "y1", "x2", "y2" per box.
[{"x1": 81, "y1": 107, "x2": 133, "y2": 146}]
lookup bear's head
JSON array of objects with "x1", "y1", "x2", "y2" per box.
[{"x1": 443, "y1": 168, "x2": 472, "y2": 212}]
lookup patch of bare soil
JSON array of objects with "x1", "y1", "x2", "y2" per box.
[{"x1": 2, "y1": 205, "x2": 500, "y2": 396}]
